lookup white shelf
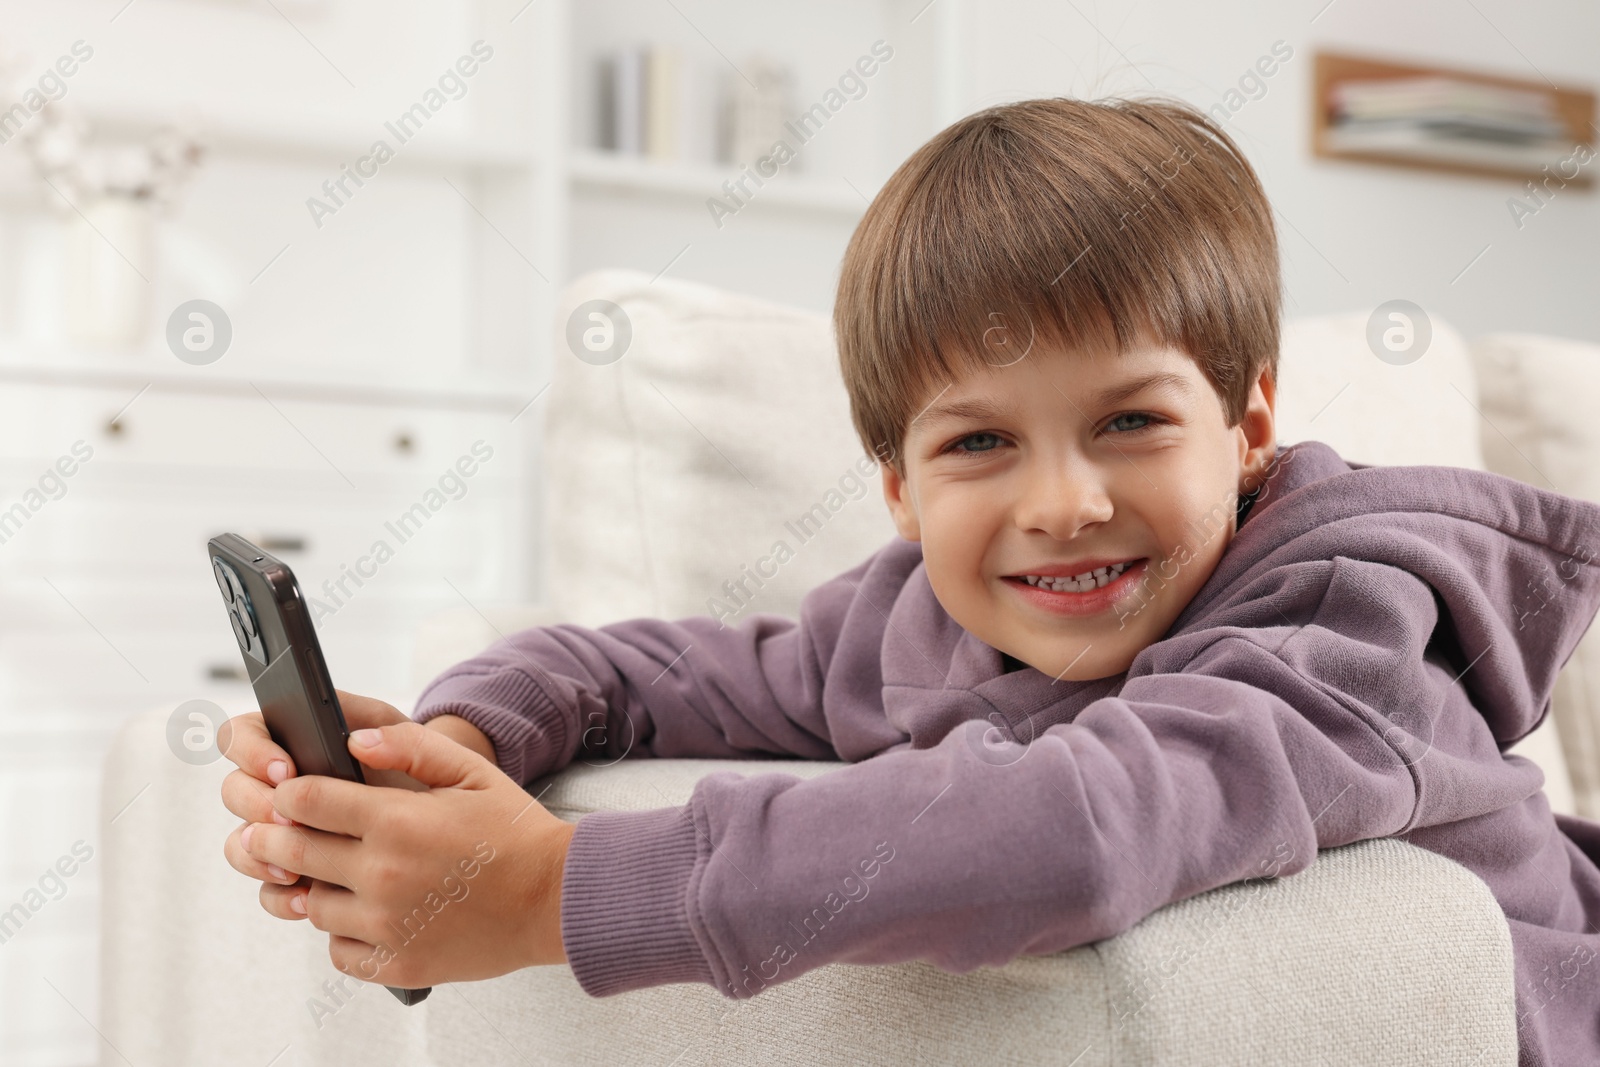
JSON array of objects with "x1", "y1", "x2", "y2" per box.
[
  {"x1": 567, "y1": 149, "x2": 870, "y2": 216},
  {"x1": 83, "y1": 103, "x2": 539, "y2": 172},
  {"x1": 1323, "y1": 125, "x2": 1576, "y2": 173},
  {"x1": 0, "y1": 345, "x2": 542, "y2": 412}
]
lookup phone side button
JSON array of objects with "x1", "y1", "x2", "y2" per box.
[{"x1": 305, "y1": 648, "x2": 331, "y2": 705}]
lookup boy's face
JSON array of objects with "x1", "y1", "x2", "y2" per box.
[{"x1": 881, "y1": 335, "x2": 1277, "y2": 681}]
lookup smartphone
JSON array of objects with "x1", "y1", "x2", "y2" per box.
[{"x1": 208, "y1": 532, "x2": 431, "y2": 1007}]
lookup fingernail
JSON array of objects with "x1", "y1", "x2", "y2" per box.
[
  {"x1": 290, "y1": 893, "x2": 307, "y2": 915},
  {"x1": 271, "y1": 809, "x2": 292, "y2": 826},
  {"x1": 241, "y1": 824, "x2": 256, "y2": 851},
  {"x1": 350, "y1": 729, "x2": 382, "y2": 748},
  {"x1": 267, "y1": 760, "x2": 289, "y2": 783},
  {"x1": 267, "y1": 863, "x2": 287, "y2": 881}
]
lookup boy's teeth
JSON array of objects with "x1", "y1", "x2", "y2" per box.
[{"x1": 1021, "y1": 561, "x2": 1131, "y2": 592}]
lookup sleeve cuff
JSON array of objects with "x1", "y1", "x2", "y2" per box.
[
  {"x1": 411, "y1": 667, "x2": 569, "y2": 786},
  {"x1": 560, "y1": 806, "x2": 717, "y2": 997}
]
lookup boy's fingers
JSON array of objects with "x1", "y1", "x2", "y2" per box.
[
  {"x1": 347, "y1": 721, "x2": 487, "y2": 791},
  {"x1": 259, "y1": 876, "x2": 315, "y2": 921},
  {"x1": 272, "y1": 773, "x2": 386, "y2": 839},
  {"x1": 333, "y1": 690, "x2": 408, "y2": 731},
  {"x1": 329, "y1": 934, "x2": 416, "y2": 989},
  {"x1": 220, "y1": 769, "x2": 294, "y2": 826},
  {"x1": 279, "y1": 880, "x2": 368, "y2": 940},
  {"x1": 241, "y1": 821, "x2": 361, "y2": 890},
  {"x1": 224, "y1": 822, "x2": 304, "y2": 887},
  {"x1": 217, "y1": 711, "x2": 295, "y2": 784},
  {"x1": 259, "y1": 879, "x2": 369, "y2": 943}
]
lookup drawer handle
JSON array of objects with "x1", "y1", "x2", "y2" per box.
[
  {"x1": 207, "y1": 662, "x2": 249, "y2": 683},
  {"x1": 209, "y1": 531, "x2": 309, "y2": 554}
]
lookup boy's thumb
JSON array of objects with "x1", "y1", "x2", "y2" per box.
[{"x1": 347, "y1": 721, "x2": 485, "y2": 789}]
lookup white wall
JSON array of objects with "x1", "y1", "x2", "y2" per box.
[{"x1": 952, "y1": 0, "x2": 1600, "y2": 343}]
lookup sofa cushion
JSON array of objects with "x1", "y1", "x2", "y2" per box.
[
  {"x1": 1276, "y1": 312, "x2": 1484, "y2": 470},
  {"x1": 545, "y1": 269, "x2": 898, "y2": 627},
  {"x1": 1472, "y1": 333, "x2": 1600, "y2": 820}
]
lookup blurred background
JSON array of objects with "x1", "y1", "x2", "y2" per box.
[{"x1": 0, "y1": 0, "x2": 1594, "y2": 1062}]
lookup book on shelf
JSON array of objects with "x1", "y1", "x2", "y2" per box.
[
  {"x1": 594, "y1": 49, "x2": 643, "y2": 155},
  {"x1": 1327, "y1": 74, "x2": 1578, "y2": 164},
  {"x1": 722, "y1": 57, "x2": 796, "y2": 171},
  {"x1": 592, "y1": 44, "x2": 793, "y2": 170}
]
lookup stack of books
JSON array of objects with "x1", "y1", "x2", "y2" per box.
[
  {"x1": 1325, "y1": 75, "x2": 1575, "y2": 170},
  {"x1": 593, "y1": 45, "x2": 794, "y2": 169}
]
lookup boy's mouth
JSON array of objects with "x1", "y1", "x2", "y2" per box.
[
  {"x1": 1001, "y1": 558, "x2": 1149, "y2": 615},
  {"x1": 1003, "y1": 558, "x2": 1146, "y2": 593}
]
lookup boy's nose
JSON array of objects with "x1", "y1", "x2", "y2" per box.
[{"x1": 1012, "y1": 459, "x2": 1114, "y2": 540}]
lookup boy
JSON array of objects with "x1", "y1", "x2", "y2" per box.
[{"x1": 221, "y1": 97, "x2": 1600, "y2": 1064}]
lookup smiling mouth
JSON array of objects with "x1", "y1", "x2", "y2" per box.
[{"x1": 1004, "y1": 559, "x2": 1146, "y2": 594}]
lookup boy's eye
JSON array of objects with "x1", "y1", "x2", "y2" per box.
[
  {"x1": 939, "y1": 414, "x2": 1165, "y2": 456},
  {"x1": 1105, "y1": 412, "x2": 1163, "y2": 434},
  {"x1": 943, "y1": 431, "x2": 1005, "y2": 455}
]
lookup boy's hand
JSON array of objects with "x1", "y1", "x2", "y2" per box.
[
  {"x1": 219, "y1": 689, "x2": 422, "y2": 796},
  {"x1": 234, "y1": 721, "x2": 574, "y2": 988},
  {"x1": 218, "y1": 691, "x2": 488, "y2": 889}
]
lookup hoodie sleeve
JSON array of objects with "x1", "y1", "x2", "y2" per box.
[
  {"x1": 559, "y1": 557, "x2": 1537, "y2": 998},
  {"x1": 410, "y1": 540, "x2": 914, "y2": 786}
]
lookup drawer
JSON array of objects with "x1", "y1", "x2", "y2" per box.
[
  {"x1": 0, "y1": 473, "x2": 522, "y2": 584},
  {"x1": 0, "y1": 587, "x2": 501, "y2": 710},
  {"x1": 0, "y1": 382, "x2": 527, "y2": 483}
]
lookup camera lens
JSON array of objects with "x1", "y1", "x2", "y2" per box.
[
  {"x1": 230, "y1": 609, "x2": 248, "y2": 648},
  {"x1": 233, "y1": 593, "x2": 258, "y2": 638}
]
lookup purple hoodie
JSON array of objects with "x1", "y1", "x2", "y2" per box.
[{"x1": 413, "y1": 439, "x2": 1600, "y2": 1066}]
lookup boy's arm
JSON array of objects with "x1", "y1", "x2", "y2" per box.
[
  {"x1": 557, "y1": 565, "x2": 1536, "y2": 998},
  {"x1": 411, "y1": 539, "x2": 917, "y2": 786}
]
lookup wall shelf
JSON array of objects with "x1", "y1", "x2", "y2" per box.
[
  {"x1": 568, "y1": 149, "x2": 868, "y2": 214},
  {"x1": 1311, "y1": 51, "x2": 1597, "y2": 187},
  {"x1": 0, "y1": 347, "x2": 541, "y2": 412},
  {"x1": 82, "y1": 102, "x2": 541, "y2": 172}
]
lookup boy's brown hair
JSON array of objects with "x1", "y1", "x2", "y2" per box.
[{"x1": 834, "y1": 96, "x2": 1281, "y2": 472}]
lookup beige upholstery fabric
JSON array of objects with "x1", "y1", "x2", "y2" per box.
[
  {"x1": 1472, "y1": 333, "x2": 1600, "y2": 820},
  {"x1": 100, "y1": 705, "x2": 439, "y2": 1067},
  {"x1": 545, "y1": 270, "x2": 898, "y2": 626},
  {"x1": 1276, "y1": 312, "x2": 1485, "y2": 471}
]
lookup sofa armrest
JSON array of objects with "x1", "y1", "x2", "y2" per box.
[
  {"x1": 426, "y1": 760, "x2": 1518, "y2": 1067},
  {"x1": 100, "y1": 705, "x2": 1517, "y2": 1067},
  {"x1": 99, "y1": 703, "x2": 435, "y2": 1067}
]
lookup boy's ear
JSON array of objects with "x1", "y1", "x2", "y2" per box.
[
  {"x1": 1237, "y1": 368, "x2": 1278, "y2": 488},
  {"x1": 881, "y1": 462, "x2": 922, "y2": 542}
]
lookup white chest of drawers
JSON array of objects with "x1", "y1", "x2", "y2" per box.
[{"x1": 0, "y1": 355, "x2": 539, "y2": 1063}]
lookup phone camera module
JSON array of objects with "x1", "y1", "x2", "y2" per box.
[{"x1": 213, "y1": 557, "x2": 267, "y2": 666}]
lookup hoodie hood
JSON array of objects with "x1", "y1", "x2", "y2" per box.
[{"x1": 1179, "y1": 439, "x2": 1600, "y2": 747}]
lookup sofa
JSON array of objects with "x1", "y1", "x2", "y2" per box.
[{"x1": 99, "y1": 268, "x2": 1600, "y2": 1065}]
